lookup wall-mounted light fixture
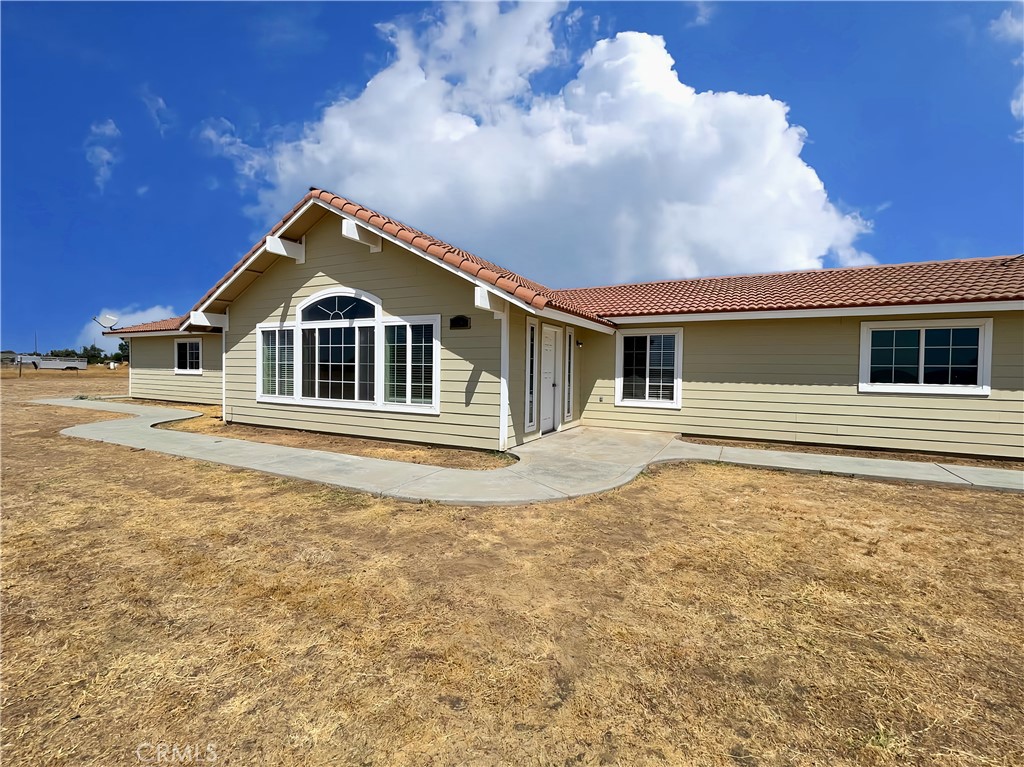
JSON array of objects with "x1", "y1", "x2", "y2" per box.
[{"x1": 575, "y1": 339, "x2": 584, "y2": 348}]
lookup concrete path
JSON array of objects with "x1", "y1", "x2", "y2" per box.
[{"x1": 36, "y1": 398, "x2": 1023, "y2": 502}]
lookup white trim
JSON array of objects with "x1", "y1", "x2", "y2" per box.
[
  {"x1": 536, "y1": 305, "x2": 614, "y2": 335},
  {"x1": 524, "y1": 317, "x2": 539, "y2": 432},
  {"x1": 539, "y1": 324, "x2": 563, "y2": 434},
  {"x1": 128, "y1": 337, "x2": 133, "y2": 397},
  {"x1": 195, "y1": 241, "x2": 269, "y2": 315},
  {"x1": 296, "y1": 286, "x2": 384, "y2": 321},
  {"x1": 498, "y1": 303, "x2": 509, "y2": 451},
  {"x1": 116, "y1": 330, "x2": 200, "y2": 338},
  {"x1": 221, "y1": 313, "x2": 227, "y2": 419},
  {"x1": 611, "y1": 300, "x2": 1024, "y2": 325},
  {"x1": 614, "y1": 328, "x2": 683, "y2": 409},
  {"x1": 858, "y1": 317, "x2": 992, "y2": 396},
  {"x1": 206, "y1": 198, "x2": 534, "y2": 317},
  {"x1": 174, "y1": 337, "x2": 203, "y2": 375},
  {"x1": 564, "y1": 328, "x2": 575, "y2": 422},
  {"x1": 253, "y1": 298, "x2": 442, "y2": 415}
]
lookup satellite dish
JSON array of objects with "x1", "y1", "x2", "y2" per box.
[{"x1": 92, "y1": 314, "x2": 120, "y2": 330}]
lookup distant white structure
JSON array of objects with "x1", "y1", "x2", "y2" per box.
[{"x1": 16, "y1": 355, "x2": 88, "y2": 370}]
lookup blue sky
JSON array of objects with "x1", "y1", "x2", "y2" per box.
[{"x1": 2, "y1": 1, "x2": 1022, "y2": 353}]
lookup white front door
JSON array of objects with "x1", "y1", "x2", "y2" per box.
[{"x1": 540, "y1": 326, "x2": 560, "y2": 433}]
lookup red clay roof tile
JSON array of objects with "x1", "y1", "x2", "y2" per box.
[
  {"x1": 104, "y1": 315, "x2": 188, "y2": 335},
  {"x1": 551, "y1": 255, "x2": 1024, "y2": 317},
  {"x1": 188, "y1": 188, "x2": 1023, "y2": 330}
]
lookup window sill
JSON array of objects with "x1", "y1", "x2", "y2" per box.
[
  {"x1": 256, "y1": 394, "x2": 440, "y2": 416},
  {"x1": 174, "y1": 369, "x2": 203, "y2": 376},
  {"x1": 614, "y1": 398, "x2": 681, "y2": 409},
  {"x1": 858, "y1": 383, "x2": 990, "y2": 397}
]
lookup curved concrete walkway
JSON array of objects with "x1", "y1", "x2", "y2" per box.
[{"x1": 36, "y1": 398, "x2": 1023, "y2": 502}]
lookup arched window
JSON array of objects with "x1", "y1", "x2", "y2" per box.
[
  {"x1": 301, "y1": 295, "x2": 375, "y2": 322},
  {"x1": 257, "y1": 288, "x2": 440, "y2": 413}
]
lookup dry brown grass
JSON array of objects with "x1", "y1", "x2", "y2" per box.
[{"x1": 3, "y1": 375, "x2": 1023, "y2": 766}]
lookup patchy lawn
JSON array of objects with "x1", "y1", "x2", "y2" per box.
[{"x1": 2, "y1": 373, "x2": 1022, "y2": 766}]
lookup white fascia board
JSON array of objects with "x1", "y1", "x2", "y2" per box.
[
  {"x1": 195, "y1": 243, "x2": 268, "y2": 315},
  {"x1": 536, "y1": 305, "x2": 615, "y2": 335},
  {"x1": 113, "y1": 330, "x2": 211, "y2": 338},
  {"x1": 309, "y1": 200, "x2": 539, "y2": 315},
  {"x1": 610, "y1": 300, "x2": 1024, "y2": 324}
]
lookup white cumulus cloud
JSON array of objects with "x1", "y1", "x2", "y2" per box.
[
  {"x1": 84, "y1": 119, "x2": 121, "y2": 191},
  {"x1": 989, "y1": 7, "x2": 1024, "y2": 43},
  {"x1": 201, "y1": 2, "x2": 873, "y2": 286},
  {"x1": 76, "y1": 304, "x2": 178, "y2": 354}
]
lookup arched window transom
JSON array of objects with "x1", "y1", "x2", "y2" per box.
[{"x1": 301, "y1": 295, "x2": 375, "y2": 323}]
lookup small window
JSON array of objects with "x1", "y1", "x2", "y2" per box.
[
  {"x1": 859, "y1": 319, "x2": 991, "y2": 395},
  {"x1": 174, "y1": 339, "x2": 202, "y2": 374},
  {"x1": 615, "y1": 330, "x2": 681, "y2": 408}
]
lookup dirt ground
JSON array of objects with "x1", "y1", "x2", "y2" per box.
[
  {"x1": 140, "y1": 400, "x2": 514, "y2": 470},
  {"x1": 683, "y1": 435, "x2": 1024, "y2": 471},
  {"x1": 2, "y1": 371, "x2": 1023, "y2": 766}
]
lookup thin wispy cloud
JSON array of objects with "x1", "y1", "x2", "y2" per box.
[
  {"x1": 141, "y1": 85, "x2": 174, "y2": 137},
  {"x1": 688, "y1": 2, "x2": 715, "y2": 29},
  {"x1": 989, "y1": 5, "x2": 1024, "y2": 142},
  {"x1": 84, "y1": 119, "x2": 121, "y2": 191}
]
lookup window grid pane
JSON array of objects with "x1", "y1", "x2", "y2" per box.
[
  {"x1": 410, "y1": 324, "x2": 433, "y2": 404},
  {"x1": 278, "y1": 329, "x2": 294, "y2": 396},
  {"x1": 527, "y1": 325, "x2": 536, "y2": 420},
  {"x1": 869, "y1": 329, "x2": 920, "y2": 384},
  {"x1": 647, "y1": 334, "x2": 675, "y2": 400},
  {"x1": 301, "y1": 295, "x2": 375, "y2": 322},
  {"x1": 622, "y1": 335, "x2": 647, "y2": 400},
  {"x1": 385, "y1": 325, "x2": 407, "y2": 403},
  {"x1": 262, "y1": 330, "x2": 277, "y2": 395},
  {"x1": 922, "y1": 326, "x2": 978, "y2": 386}
]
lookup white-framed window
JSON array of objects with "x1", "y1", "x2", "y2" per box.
[
  {"x1": 256, "y1": 288, "x2": 441, "y2": 414},
  {"x1": 524, "y1": 317, "x2": 539, "y2": 431},
  {"x1": 564, "y1": 328, "x2": 574, "y2": 422},
  {"x1": 614, "y1": 328, "x2": 682, "y2": 409},
  {"x1": 858, "y1": 318, "x2": 992, "y2": 396},
  {"x1": 174, "y1": 338, "x2": 202, "y2": 375},
  {"x1": 260, "y1": 328, "x2": 294, "y2": 397}
]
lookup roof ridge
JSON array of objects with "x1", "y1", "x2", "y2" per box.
[{"x1": 552, "y1": 253, "x2": 1024, "y2": 295}]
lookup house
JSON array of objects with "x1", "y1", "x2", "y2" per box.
[{"x1": 108, "y1": 189, "x2": 1024, "y2": 459}]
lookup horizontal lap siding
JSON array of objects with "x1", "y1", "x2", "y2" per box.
[
  {"x1": 224, "y1": 218, "x2": 501, "y2": 451},
  {"x1": 579, "y1": 312, "x2": 1024, "y2": 458},
  {"x1": 129, "y1": 335, "x2": 223, "y2": 405}
]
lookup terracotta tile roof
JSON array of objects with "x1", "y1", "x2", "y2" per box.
[
  {"x1": 190, "y1": 188, "x2": 610, "y2": 326},
  {"x1": 103, "y1": 315, "x2": 187, "y2": 335},
  {"x1": 551, "y1": 255, "x2": 1024, "y2": 318}
]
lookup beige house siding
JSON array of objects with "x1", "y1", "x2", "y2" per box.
[
  {"x1": 223, "y1": 216, "x2": 503, "y2": 450},
  {"x1": 128, "y1": 334, "x2": 223, "y2": 405},
  {"x1": 579, "y1": 311, "x2": 1024, "y2": 458}
]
